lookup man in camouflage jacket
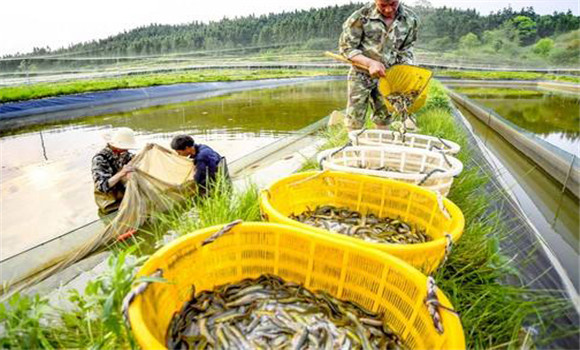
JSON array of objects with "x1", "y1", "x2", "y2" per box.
[
  {"x1": 339, "y1": 0, "x2": 419, "y2": 130},
  {"x1": 91, "y1": 128, "x2": 136, "y2": 214}
]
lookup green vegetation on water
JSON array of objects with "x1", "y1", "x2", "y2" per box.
[
  {"x1": 0, "y1": 68, "x2": 347, "y2": 103},
  {"x1": 0, "y1": 81, "x2": 577, "y2": 349},
  {"x1": 454, "y1": 86, "x2": 580, "y2": 139},
  {"x1": 436, "y1": 69, "x2": 580, "y2": 84},
  {"x1": 451, "y1": 87, "x2": 545, "y2": 98}
]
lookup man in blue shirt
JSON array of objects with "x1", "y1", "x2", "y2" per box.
[{"x1": 170, "y1": 135, "x2": 229, "y2": 195}]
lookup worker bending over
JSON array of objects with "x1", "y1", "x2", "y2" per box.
[{"x1": 170, "y1": 135, "x2": 230, "y2": 196}]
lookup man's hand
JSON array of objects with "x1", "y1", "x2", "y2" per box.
[
  {"x1": 368, "y1": 60, "x2": 386, "y2": 78},
  {"x1": 107, "y1": 164, "x2": 135, "y2": 188},
  {"x1": 119, "y1": 165, "x2": 135, "y2": 179},
  {"x1": 351, "y1": 54, "x2": 386, "y2": 78}
]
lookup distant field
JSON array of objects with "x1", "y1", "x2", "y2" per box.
[
  {"x1": 1, "y1": 65, "x2": 578, "y2": 104},
  {"x1": 0, "y1": 68, "x2": 347, "y2": 103}
]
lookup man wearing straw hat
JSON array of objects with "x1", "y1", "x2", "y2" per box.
[
  {"x1": 339, "y1": 0, "x2": 419, "y2": 130},
  {"x1": 91, "y1": 127, "x2": 138, "y2": 214}
]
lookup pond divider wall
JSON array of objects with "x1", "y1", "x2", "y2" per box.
[
  {"x1": 451, "y1": 105, "x2": 579, "y2": 348},
  {"x1": 446, "y1": 88, "x2": 579, "y2": 198}
]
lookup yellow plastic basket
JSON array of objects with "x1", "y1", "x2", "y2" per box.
[
  {"x1": 378, "y1": 64, "x2": 433, "y2": 114},
  {"x1": 127, "y1": 222, "x2": 465, "y2": 350},
  {"x1": 260, "y1": 171, "x2": 464, "y2": 273}
]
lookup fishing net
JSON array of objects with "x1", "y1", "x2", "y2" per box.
[
  {"x1": 104, "y1": 143, "x2": 196, "y2": 237},
  {"x1": 4, "y1": 144, "x2": 195, "y2": 297}
]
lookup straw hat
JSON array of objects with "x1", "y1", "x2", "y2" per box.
[{"x1": 103, "y1": 127, "x2": 138, "y2": 149}]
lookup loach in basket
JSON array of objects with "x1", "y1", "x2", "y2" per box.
[
  {"x1": 378, "y1": 64, "x2": 433, "y2": 115},
  {"x1": 349, "y1": 129, "x2": 461, "y2": 155},
  {"x1": 260, "y1": 171, "x2": 465, "y2": 274},
  {"x1": 125, "y1": 222, "x2": 465, "y2": 350},
  {"x1": 317, "y1": 145, "x2": 463, "y2": 197}
]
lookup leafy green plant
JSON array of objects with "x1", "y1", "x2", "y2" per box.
[
  {"x1": 55, "y1": 247, "x2": 146, "y2": 349},
  {"x1": 0, "y1": 294, "x2": 53, "y2": 349},
  {"x1": 533, "y1": 38, "x2": 555, "y2": 57},
  {"x1": 459, "y1": 33, "x2": 481, "y2": 51}
]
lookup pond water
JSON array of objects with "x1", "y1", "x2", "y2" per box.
[
  {"x1": 453, "y1": 87, "x2": 580, "y2": 155},
  {"x1": 0, "y1": 80, "x2": 348, "y2": 259}
]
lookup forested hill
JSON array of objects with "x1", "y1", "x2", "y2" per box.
[{"x1": 5, "y1": 2, "x2": 580, "y2": 58}]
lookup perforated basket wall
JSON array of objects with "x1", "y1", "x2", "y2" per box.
[
  {"x1": 349, "y1": 129, "x2": 461, "y2": 155},
  {"x1": 317, "y1": 146, "x2": 463, "y2": 196},
  {"x1": 260, "y1": 171, "x2": 465, "y2": 273},
  {"x1": 378, "y1": 64, "x2": 433, "y2": 114},
  {"x1": 127, "y1": 222, "x2": 465, "y2": 350}
]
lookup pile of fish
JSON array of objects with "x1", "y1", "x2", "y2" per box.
[
  {"x1": 290, "y1": 205, "x2": 431, "y2": 245},
  {"x1": 385, "y1": 91, "x2": 419, "y2": 134},
  {"x1": 167, "y1": 275, "x2": 405, "y2": 349}
]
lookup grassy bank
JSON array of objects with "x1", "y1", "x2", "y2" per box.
[
  {"x1": 435, "y1": 69, "x2": 580, "y2": 84},
  {"x1": 1, "y1": 82, "x2": 576, "y2": 348},
  {"x1": 0, "y1": 68, "x2": 347, "y2": 103}
]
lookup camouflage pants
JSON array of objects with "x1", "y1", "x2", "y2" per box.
[{"x1": 346, "y1": 69, "x2": 390, "y2": 129}]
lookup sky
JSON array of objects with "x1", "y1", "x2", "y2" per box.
[{"x1": 0, "y1": 0, "x2": 578, "y2": 56}]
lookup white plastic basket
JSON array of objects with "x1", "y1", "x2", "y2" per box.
[
  {"x1": 349, "y1": 129, "x2": 461, "y2": 155},
  {"x1": 317, "y1": 145, "x2": 463, "y2": 196}
]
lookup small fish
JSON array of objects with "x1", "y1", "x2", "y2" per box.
[
  {"x1": 291, "y1": 205, "x2": 430, "y2": 246},
  {"x1": 167, "y1": 275, "x2": 406, "y2": 350}
]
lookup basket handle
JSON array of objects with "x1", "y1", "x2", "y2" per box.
[
  {"x1": 352, "y1": 127, "x2": 368, "y2": 146},
  {"x1": 424, "y1": 276, "x2": 459, "y2": 334},
  {"x1": 417, "y1": 168, "x2": 446, "y2": 186},
  {"x1": 330, "y1": 141, "x2": 353, "y2": 158},
  {"x1": 201, "y1": 219, "x2": 243, "y2": 246},
  {"x1": 441, "y1": 234, "x2": 453, "y2": 267},
  {"x1": 437, "y1": 136, "x2": 452, "y2": 150},
  {"x1": 122, "y1": 269, "x2": 164, "y2": 328}
]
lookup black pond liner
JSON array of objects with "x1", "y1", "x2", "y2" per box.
[
  {"x1": 451, "y1": 106, "x2": 579, "y2": 349},
  {"x1": 0, "y1": 76, "x2": 345, "y2": 132}
]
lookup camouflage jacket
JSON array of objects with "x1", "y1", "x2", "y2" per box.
[
  {"x1": 339, "y1": 2, "x2": 419, "y2": 68},
  {"x1": 91, "y1": 146, "x2": 133, "y2": 193}
]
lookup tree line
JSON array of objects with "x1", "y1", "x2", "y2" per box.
[{"x1": 1, "y1": 1, "x2": 578, "y2": 70}]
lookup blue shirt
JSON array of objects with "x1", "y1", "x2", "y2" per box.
[{"x1": 192, "y1": 144, "x2": 222, "y2": 188}]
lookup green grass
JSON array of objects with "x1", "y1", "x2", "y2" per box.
[
  {"x1": 436, "y1": 69, "x2": 580, "y2": 84},
  {"x1": 146, "y1": 176, "x2": 261, "y2": 242},
  {"x1": 451, "y1": 87, "x2": 545, "y2": 98},
  {"x1": 0, "y1": 68, "x2": 348, "y2": 103}
]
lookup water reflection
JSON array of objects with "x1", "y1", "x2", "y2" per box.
[
  {"x1": 1, "y1": 80, "x2": 348, "y2": 259},
  {"x1": 456, "y1": 103, "x2": 579, "y2": 290},
  {"x1": 454, "y1": 87, "x2": 580, "y2": 154}
]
